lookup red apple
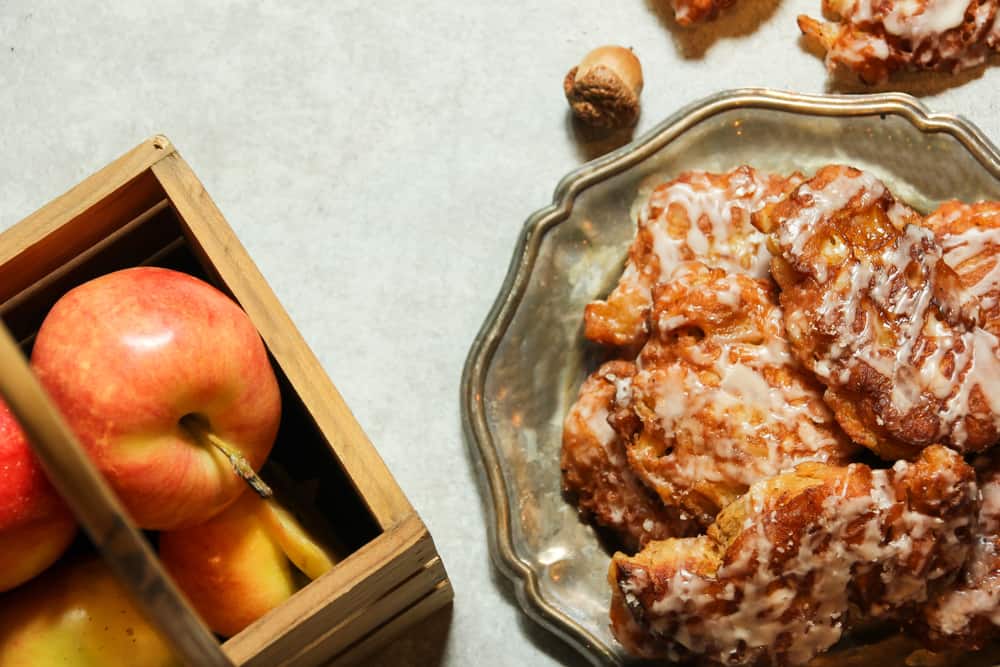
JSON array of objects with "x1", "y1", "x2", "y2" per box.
[
  {"x1": 0, "y1": 400, "x2": 76, "y2": 592},
  {"x1": 31, "y1": 267, "x2": 281, "y2": 530},
  {"x1": 158, "y1": 490, "x2": 337, "y2": 637}
]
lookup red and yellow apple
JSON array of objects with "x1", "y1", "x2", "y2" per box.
[
  {"x1": 0, "y1": 400, "x2": 76, "y2": 592},
  {"x1": 158, "y1": 490, "x2": 337, "y2": 637},
  {"x1": 0, "y1": 558, "x2": 180, "y2": 667},
  {"x1": 31, "y1": 266, "x2": 281, "y2": 530}
]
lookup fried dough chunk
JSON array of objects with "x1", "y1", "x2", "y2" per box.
[
  {"x1": 610, "y1": 446, "x2": 977, "y2": 667},
  {"x1": 620, "y1": 262, "x2": 857, "y2": 527},
  {"x1": 584, "y1": 167, "x2": 803, "y2": 349},
  {"x1": 561, "y1": 361, "x2": 696, "y2": 551},
  {"x1": 673, "y1": 0, "x2": 739, "y2": 25},
  {"x1": 799, "y1": 0, "x2": 1000, "y2": 84},
  {"x1": 926, "y1": 200, "x2": 1000, "y2": 337},
  {"x1": 754, "y1": 165, "x2": 1000, "y2": 460},
  {"x1": 921, "y1": 453, "x2": 1000, "y2": 651}
]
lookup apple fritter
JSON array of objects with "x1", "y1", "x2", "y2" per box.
[
  {"x1": 620, "y1": 261, "x2": 857, "y2": 527},
  {"x1": 561, "y1": 361, "x2": 697, "y2": 552},
  {"x1": 609, "y1": 445, "x2": 977, "y2": 667},
  {"x1": 798, "y1": 0, "x2": 1000, "y2": 85},
  {"x1": 753, "y1": 164, "x2": 1000, "y2": 461},
  {"x1": 584, "y1": 167, "x2": 803, "y2": 349},
  {"x1": 673, "y1": 0, "x2": 738, "y2": 25},
  {"x1": 920, "y1": 453, "x2": 1000, "y2": 651},
  {"x1": 926, "y1": 200, "x2": 1000, "y2": 337}
]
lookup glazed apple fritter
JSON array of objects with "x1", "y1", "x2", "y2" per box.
[
  {"x1": 673, "y1": 0, "x2": 739, "y2": 25},
  {"x1": 619, "y1": 261, "x2": 857, "y2": 527},
  {"x1": 561, "y1": 361, "x2": 697, "y2": 551},
  {"x1": 753, "y1": 164, "x2": 1000, "y2": 461},
  {"x1": 926, "y1": 200, "x2": 1000, "y2": 337},
  {"x1": 799, "y1": 0, "x2": 1000, "y2": 84},
  {"x1": 609, "y1": 445, "x2": 977, "y2": 667},
  {"x1": 584, "y1": 167, "x2": 802, "y2": 349},
  {"x1": 920, "y1": 453, "x2": 1000, "y2": 651}
]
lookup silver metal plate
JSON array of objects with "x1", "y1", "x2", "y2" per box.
[{"x1": 461, "y1": 88, "x2": 1000, "y2": 666}]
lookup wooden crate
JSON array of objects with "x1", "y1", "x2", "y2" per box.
[{"x1": 0, "y1": 136, "x2": 452, "y2": 666}]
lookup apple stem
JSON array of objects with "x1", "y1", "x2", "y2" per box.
[{"x1": 180, "y1": 416, "x2": 273, "y2": 499}]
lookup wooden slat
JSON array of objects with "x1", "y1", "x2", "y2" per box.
[
  {"x1": 223, "y1": 514, "x2": 438, "y2": 665},
  {"x1": 277, "y1": 555, "x2": 449, "y2": 666},
  {"x1": 149, "y1": 151, "x2": 413, "y2": 530},
  {"x1": 0, "y1": 200, "x2": 177, "y2": 344},
  {"x1": 1, "y1": 136, "x2": 452, "y2": 666},
  {"x1": 331, "y1": 583, "x2": 454, "y2": 667},
  {"x1": 0, "y1": 137, "x2": 173, "y2": 301},
  {"x1": 0, "y1": 199, "x2": 172, "y2": 311}
]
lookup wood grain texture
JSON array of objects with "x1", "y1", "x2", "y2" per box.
[
  {"x1": 0, "y1": 199, "x2": 176, "y2": 344},
  {"x1": 0, "y1": 137, "x2": 173, "y2": 302},
  {"x1": 224, "y1": 514, "x2": 450, "y2": 665},
  {"x1": 150, "y1": 151, "x2": 414, "y2": 531},
  {"x1": 1, "y1": 136, "x2": 451, "y2": 666},
  {"x1": 290, "y1": 558, "x2": 451, "y2": 666},
  {"x1": 333, "y1": 583, "x2": 454, "y2": 667}
]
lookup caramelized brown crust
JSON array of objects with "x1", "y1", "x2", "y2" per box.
[
  {"x1": 798, "y1": 0, "x2": 1000, "y2": 85},
  {"x1": 610, "y1": 446, "x2": 977, "y2": 667},
  {"x1": 561, "y1": 361, "x2": 696, "y2": 551},
  {"x1": 673, "y1": 0, "x2": 739, "y2": 25},
  {"x1": 584, "y1": 167, "x2": 802, "y2": 349},
  {"x1": 622, "y1": 262, "x2": 857, "y2": 527},
  {"x1": 920, "y1": 453, "x2": 1000, "y2": 651},
  {"x1": 753, "y1": 165, "x2": 1000, "y2": 460},
  {"x1": 925, "y1": 200, "x2": 1000, "y2": 337}
]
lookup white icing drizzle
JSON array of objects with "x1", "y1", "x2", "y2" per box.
[
  {"x1": 577, "y1": 394, "x2": 616, "y2": 449},
  {"x1": 931, "y1": 543, "x2": 1000, "y2": 634},
  {"x1": 817, "y1": 0, "x2": 1000, "y2": 76},
  {"x1": 937, "y1": 223, "x2": 1000, "y2": 310},
  {"x1": 644, "y1": 169, "x2": 788, "y2": 285},
  {"x1": 891, "y1": 0, "x2": 968, "y2": 40},
  {"x1": 674, "y1": 1, "x2": 694, "y2": 23},
  {"x1": 983, "y1": 473, "x2": 1000, "y2": 526},
  {"x1": 838, "y1": 30, "x2": 893, "y2": 64},
  {"x1": 925, "y1": 461, "x2": 1000, "y2": 638},
  {"x1": 587, "y1": 168, "x2": 799, "y2": 348},
  {"x1": 611, "y1": 373, "x2": 633, "y2": 407},
  {"x1": 615, "y1": 452, "x2": 975, "y2": 666},
  {"x1": 641, "y1": 351, "x2": 839, "y2": 488},
  {"x1": 563, "y1": 364, "x2": 696, "y2": 546},
  {"x1": 775, "y1": 167, "x2": 1000, "y2": 450},
  {"x1": 779, "y1": 170, "x2": 886, "y2": 279},
  {"x1": 629, "y1": 267, "x2": 850, "y2": 502},
  {"x1": 842, "y1": 0, "x2": 975, "y2": 40}
]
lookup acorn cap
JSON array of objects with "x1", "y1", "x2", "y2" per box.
[{"x1": 564, "y1": 46, "x2": 643, "y2": 129}]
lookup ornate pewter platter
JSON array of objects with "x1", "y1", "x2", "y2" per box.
[{"x1": 461, "y1": 88, "x2": 1000, "y2": 666}]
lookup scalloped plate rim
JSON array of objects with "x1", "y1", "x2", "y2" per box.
[{"x1": 460, "y1": 87, "x2": 1000, "y2": 666}]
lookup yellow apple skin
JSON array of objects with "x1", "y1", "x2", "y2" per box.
[
  {"x1": 0, "y1": 518, "x2": 76, "y2": 593},
  {"x1": 0, "y1": 558, "x2": 180, "y2": 667},
  {"x1": 158, "y1": 491, "x2": 300, "y2": 638}
]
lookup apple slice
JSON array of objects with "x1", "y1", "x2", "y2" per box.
[
  {"x1": 158, "y1": 490, "x2": 338, "y2": 637},
  {"x1": 259, "y1": 498, "x2": 336, "y2": 580}
]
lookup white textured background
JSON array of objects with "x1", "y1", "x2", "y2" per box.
[{"x1": 1, "y1": 2, "x2": 998, "y2": 665}]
